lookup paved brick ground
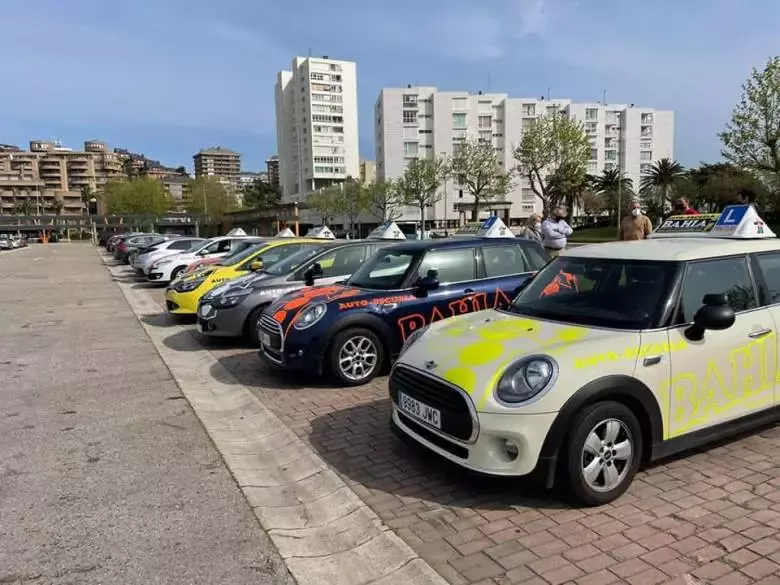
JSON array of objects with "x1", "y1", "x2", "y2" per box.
[{"x1": 145, "y1": 283, "x2": 780, "y2": 585}]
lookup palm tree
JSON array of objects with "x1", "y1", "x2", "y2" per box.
[
  {"x1": 50, "y1": 199, "x2": 64, "y2": 216},
  {"x1": 640, "y1": 158, "x2": 686, "y2": 204},
  {"x1": 592, "y1": 168, "x2": 634, "y2": 219},
  {"x1": 13, "y1": 199, "x2": 36, "y2": 216}
]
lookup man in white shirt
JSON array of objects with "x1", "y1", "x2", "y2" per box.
[{"x1": 540, "y1": 207, "x2": 573, "y2": 257}]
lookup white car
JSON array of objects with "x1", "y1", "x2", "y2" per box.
[
  {"x1": 134, "y1": 237, "x2": 205, "y2": 275},
  {"x1": 389, "y1": 204, "x2": 780, "y2": 505},
  {"x1": 146, "y1": 236, "x2": 257, "y2": 284}
]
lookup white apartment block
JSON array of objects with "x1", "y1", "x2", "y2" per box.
[
  {"x1": 375, "y1": 87, "x2": 674, "y2": 226},
  {"x1": 275, "y1": 56, "x2": 359, "y2": 209}
]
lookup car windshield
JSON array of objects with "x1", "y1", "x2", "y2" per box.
[
  {"x1": 182, "y1": 241, "x2": 204, "y2": 253},
  {"x1": 217, "y1": 243, "x2": 265, "y2": 267},
  {"x1": 347, "y1": 248, "x2": 418, "y2": 290},
  {"x1": 263, "y1": 245, "x2": 329, "y2": 275},
  {"x1": 509, "y1": 256, "x2": 677, "y2": 330}
]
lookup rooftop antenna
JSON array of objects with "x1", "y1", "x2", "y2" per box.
[
  {"x1": 308, "y1": 48, "x2": 312, "y2": 57},
  {"x1": 547, "y1": 87, "x2": 551, "y2": 100},
  {"x1": 487, "y1": 71, "x2": 491, "y2": 92},
  {"x1": 602, "y1": 89, "x2": 607, "y2": 105}
]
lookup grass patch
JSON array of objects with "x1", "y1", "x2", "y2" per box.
[{"x1": 569, "y1": 226, "x2": 617, "y2": 243}]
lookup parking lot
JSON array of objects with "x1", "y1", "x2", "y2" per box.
[{"x1": 10, "y1": 244, "x2": 780, "y2": 585}]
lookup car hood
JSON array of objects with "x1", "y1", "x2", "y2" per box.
[
  {"x1": 266, "y1": 283, "x2": 382, "y2": 330},
  {"x1": 397, "y1": 309, "x2": 636, "y2": 413}
]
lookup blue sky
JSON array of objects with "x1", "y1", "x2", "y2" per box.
[{"x1": 1, "y1": 0, "x2": 778, "y2": 173}]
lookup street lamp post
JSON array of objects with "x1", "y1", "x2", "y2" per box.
[{"x1": 616, "y1": 112, "x2": 623, "y2": 238}]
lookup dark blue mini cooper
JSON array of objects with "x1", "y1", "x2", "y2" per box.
[{"x1": 258, "y1": 235, "x2": 548, "y2": 385}]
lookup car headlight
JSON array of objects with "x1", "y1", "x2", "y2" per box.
[
  {"x1": 213, "y1": 289, "x2": 250, "y2": 308},
  {"x1": 293, "y1": 303, "x2": 327, "y2": 330},
  {"x1": 400, "y1": 326, "x2": 428, "y2": 357},
  {"x1": 495, "y1": 356, "x2": 557, "y2": 405},
  {"x1": 175, "y1": 277, "x2": 206, "y2": 292}
]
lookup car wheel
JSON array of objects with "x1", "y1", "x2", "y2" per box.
[
  {"x1": 328, "y1": 328, "x2": 385, "y2": 386},
  {"x1": 170, "y1": 266, "x2": 184, "y2": 281},
  {"x1": 244, "y1": 305, "x2": 269, "y2": 346},
  {"x1": 563, "y1": 401, "x2": 642, "y2": 506}
]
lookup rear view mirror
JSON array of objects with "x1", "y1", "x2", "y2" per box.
[
  {"x1": 417, "y1": 269, "x2": 439, "y2": 291},
  {"x1": 249, "y1": 257, "x2": 264, "y2": 271},
  {"x1": 686, "y1": 293, "x2": 735, "y2": 341},
  {"x1": 304, "y1": 262, "x2": 324, "y2": 286}
]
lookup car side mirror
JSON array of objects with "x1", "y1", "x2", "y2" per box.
[
  {"x1": 685, "y1": 293, "x2": 735, "y2": 341},
  {"x1": 249, "y1": 257, "x2": 264, "y2": 272},
  {"x1": 417, "y1": 269, "x2": 440, "y2": 291},
  {"x1": 304, "y1": 262, "x2": 323, "y2": 286}
]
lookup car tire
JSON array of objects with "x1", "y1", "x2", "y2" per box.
[
  {"x1": 170, "y1": 266, "x2": 184, "y2": 281},
  {"x1": 328, "y1": 327, "x2": 385, "y2": 386},
  {"x1": 244, "y1": 305, "x2": 270, "y2": 346},
  {"x1": 562, "y1": 401, "x2": 642, "y2": 507}
]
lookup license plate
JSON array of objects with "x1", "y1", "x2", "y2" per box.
[
  {"x1": 261, "y1": 333, "x2": 271, "y2": 346},
  {"x1": 398, "y1": 392, "x2": 441, "y2": 429}
]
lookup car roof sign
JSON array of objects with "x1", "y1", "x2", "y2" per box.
[
  {"x1": 454, "y1": 216, "x2": 514, "y2": 238},
  {"x1": 275, "y1": 227, "x2": 296, "y2": 238},
  {"x1": 305, "y1": 225, "x2": 336, "y2": 239},
  {"x1": 225, "y1": 227, "x2": 247, "y2": 236},
  {"x1": 366, "y1": 221, "x2": 406, "y2": 240},
  {"x1": 650, "y1": 204, "x2": 775, "y2": 239}
]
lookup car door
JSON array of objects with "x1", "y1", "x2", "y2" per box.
[
  {"x1": 292, "y1": 244, "x2": 371, "y2": 287},
  {"x1": 395, "y1": 247, "x2": 478, "y2": 341},
  {"x1": 665, "y1": 255, "x2": 775, "y2": 439},
  {"x1": 751, "y1": 251, "x2": 780, "y2": 406}
]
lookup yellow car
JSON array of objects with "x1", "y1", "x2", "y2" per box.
[{"x1": 164, "y1": 238, "x2": 325, "y2": 315}]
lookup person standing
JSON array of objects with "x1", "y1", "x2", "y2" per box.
[
  {"x1": 620, "y1": 202, "x2": 653, "y2": 240},
  {"x1": 673, "y1": 197, "x2": 699, "y2": 215},
  {"x1": 540, "y1": 207, "x2": 573, "y2": 257},
  {"x1": 519, "y1": 213, "x2": 543, "y2": 242}
]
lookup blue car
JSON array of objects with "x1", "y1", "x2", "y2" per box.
[{"x1": 258, "y1": 232, "x2": 549, "y2": 386}]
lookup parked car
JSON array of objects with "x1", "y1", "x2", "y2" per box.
[
  {"x1": 0, "y1": 236, "x2": 12, "y2": 250},
  {"x1": 197, "y1": 225, "x2": 407, "y2": 343},
  {"x1": 258, "y1": 218, "x2": 549, "y2": 385},
  {"x1": 182, "y1": 237, "x2": 270, "y2": 275},
  {"x1": 114, "y1": 233, "x2": 164, "y2": 263},
  {"x1": 132, "y1": 237, "x2": 206, "y2": 275}
]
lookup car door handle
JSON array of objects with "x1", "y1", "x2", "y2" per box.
[
  {"x1": 464, "y1": 288, "x2": 474, "y2": 294},
  {"x1": 748, "y1": 328, "x2": 773, "y2": 339}
]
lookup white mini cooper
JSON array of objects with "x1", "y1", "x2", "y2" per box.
[{"x1": 389, "y1": 205, "x2": 780, "y2": 505}]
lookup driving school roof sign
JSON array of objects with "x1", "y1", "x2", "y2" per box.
[
  {"x1": 454, "y1": 216, "x2": 514, "y2": 238},
  {"x1": 650, "y1": 204, "x2": 776, "y2": 239}
]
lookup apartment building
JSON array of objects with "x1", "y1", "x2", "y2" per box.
[
  {"x1": 275, "y1": 56, "x2": 359, "y2": 204},
  {"x1": 359, "y1": 160, "x2": 376, "y2": 185},
  {"x1": 265, "y1": 155, "x2": 280, "y2": 190},
  {"x1": 193, "y1": 147, "x2": 241, "y2": 188},
  {"x1": 375, "y1": 87, "x2": 674, "y2": 225}
]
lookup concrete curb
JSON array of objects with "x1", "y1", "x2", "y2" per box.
[{"x1": 102, "y1": 254, "x2": 448, "y2": 585}]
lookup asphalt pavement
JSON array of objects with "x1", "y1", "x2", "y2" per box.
[{"x1": 0, "y1": 244, "x2": 294, "y2": 585}]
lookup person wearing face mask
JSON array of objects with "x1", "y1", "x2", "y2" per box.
[
  {"x1": 672, "y1": 197, "x2": 699, "y2": 216},
  {"x1": 519, "y1": 213, "x2": 543, "y2": 242},
  {"x1": 540, "y1": 207, "x2": 573, "y2": 257},
  {"x1": 620, "y1": 201, "x2": 653, "y2": 240}
]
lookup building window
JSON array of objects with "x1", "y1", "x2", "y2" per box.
[
  {"x1": 402, "y1": 110, "x2": 418, "y2": 124},
  {"x1": 589, "y1": 148, "x2": 598, "y2": 160},
  {"x1": 478, "y1": 115, "x2": 492, "y2": 129},
  {"x1": 419, "y1": 129, "x2": 432, "y2": 134},
  {"x1": 522, "y1": 104, "x2": 536, "y2": 116},
  {"x1": 640, "y1": 150, "x2": 653, "y2": 161},
  {"x1": 546, "y1": 106, "x2": 559, "y2": 117},
  {"x1": 640, "y1": 139, "x2": 652, "y2": 149},
  {"x1": 403, "y1": 126, "x2": 418, "y2": 139},
  {"x1": 587, "y1": 161, "x2": 598, "y2": 173},
  {"x1": 585, "y1": 122, "x2": 598, "y2": 134},
  {"x1": 605, "y1": 150, "x2": 617, "y2": 161},
  {"x1": 640, "y1": 163, "x2": 652, "y2": 174},
  {"x1": 604, "y1": 138, "x2": 616, "y2": 149},
  {"x1": 521, "y1": 204, "x2": 534, "y2": 212},
  {"x1": 452, "y1": 113, "x2": 467, "y2": 128},
  {"x1": 521, "y1": 188, "x2": 535, "y2": 202},
  {"x1": 452, "y1": 97, "x2": 468, "y2": 110},
  {"x1": 605, "y1": 111, "x2": 619, "y2": 125},
  {"x1": 479, "y1": 131, "x2": 492, "y2": 142},
  {"x1": 403, "y1": 94, "x2": 418, "y2": 106},
  {"x1": 605, "y1": 163, "x2": 616, "y2": 171},
  {"x1": 641, "y1": 127, "x2": 653, "y2": 137},
  {"x1": 641, "y1": 113, "x2": 653, "y2": 124},
  {"x1": 404, "y1": 142, "x2": 419, "y2": 157},
  {"x1": 522, "y1": 118, "x2": 535, "y2": 130}
]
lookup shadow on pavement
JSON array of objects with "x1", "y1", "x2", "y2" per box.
[
  {"x1": 211, "y1": 352, "x2": 336, "y2": 390},
  {"x1": 140, "y1": 313, "x2": 181, "y2": 329},
  {"x1": 307, "y1": 398, "x2": 569, "y2": 512},
  {"x1": 162, "y1": 329, "x2": 205, "y2": 352}
]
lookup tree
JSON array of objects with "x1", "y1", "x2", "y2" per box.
[
  {"x1": 14, "y1": 199, "x2": 35, "y2": 216},
  {"x1": 720, "y1": 56, "x2": 780, "y2": 191},
  {"x1": 306, "y1": 186, "x2": 341, "y2": 224},
  {"x1": 513, "y1": 113, "x2": 591, "y2": 214},
  {"x1": 639, "y1": 158, "x2": 686, "y2": 206},
  {"x1": 80, "y1": 185, "x2": 94, "y2": 215},
  {"x1": 184, "y1": 177, "x2": 237, "y2": 217},
  {"x1": 122, "y1": 158, "x2": 135, "y2": 179},
  {"x1": 580, "y1": 190, "x2": 604, "y2": 223},
  {"x1": 175, "y1": 166, "x2": 187, "y2": 176},
  {"x1": 684, "y1": 162, "x2": 769, "y2": 212},
  {"x1": 103, "y1": 178, "x2": 172, "y2": 215},
  {"x1": 366, "y1": 179, "x2": 403, "y2": 222},
  {"x1": 49, "y1": 199, "x2": 64, "y2": 216},
  {"x1": 242, "y1": 179, "x2": 279, "y2": 210},
  {"x1": 593, "y1": 168, "x2": 634, "y2": 219},
  {"x1": 333, "y1": 178, "x2": 371, "y2": 236},
  {"x1": 395, "y1": 156, "x2": 448, "y2": 239},
  {"x1": 449, "y1": 139, "x2": 512, "y2": 221}
]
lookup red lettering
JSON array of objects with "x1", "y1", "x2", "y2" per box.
[
  {"x1": 398, "y1": 314, "x2": 426, "y2": 342},
  {"x1": 493, "y1": 288, "x2": 512, "y2": 309}
]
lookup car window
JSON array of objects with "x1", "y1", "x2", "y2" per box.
[
  {"x1": 314, "y1": 245, "x2": 369, "y2": 278},
  {"x1": 519, "y1": 243, "x2": 549, "y2": 269},
  {"x1": 347, "y1": 249, "x2": 418, "y2": 290},
  {"x1": 202, "y1": 240, "x2": 222, "y2": 254},
  {"x1": 679, "y1": 257, "x2": 756, "y2": 323},
  {"x1": 268, "y1": 245, "x2": 329, "y2": 276},
  {"x1": 482, "y1": 245, "x2": 530, "y2": 278},
  {"x1": 170, "y1": 239, "x2": 194, "y2": 250},
  {"x1": 247, "y1": 244, "x2": 303, "y2": 270},
  {"x1": 511, "y1": 257, "x2": 677, "y2": 330},
  {"x1": 756, "y1": 253, "x2": 780, "y2": 305},
  {"x1": 417, "y1": 248, "x2": 476, "y2": 283}
]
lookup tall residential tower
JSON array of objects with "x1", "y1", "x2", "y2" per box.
[{"x1": 275, "y1": 56, "x2": 359, "y2": 203}]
